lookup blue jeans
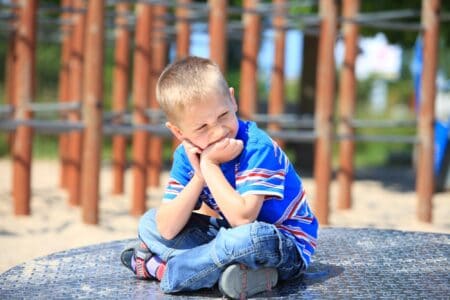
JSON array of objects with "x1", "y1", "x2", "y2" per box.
[{"x1": 138, "y1": 208, "x2": 305, "y2": 293}]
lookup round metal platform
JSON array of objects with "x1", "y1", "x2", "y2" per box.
[{"x1": 1, "y1": 228, "x2": 449, "y2": 299}]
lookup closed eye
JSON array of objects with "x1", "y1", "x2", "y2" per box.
[{"x1": 219, "y1": 112, "x2": 228, "y2": 118}]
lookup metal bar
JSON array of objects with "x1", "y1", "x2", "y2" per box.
[
  {"x1": 268, "y1": 0, "x2": 286, "y2": 147},
  {"x1": 81, "y1": 0, "x2": 106, "y2": 224},
  {"x1": 12, "y1": 0, "x2": 38, "y2": 216},
  {"x1": 337, "y1": 0, "x2": 359, "y2": 211},
  {"x1": 313, "y1": 0, "x2": 337, "y2": 225},
  {"x1": 337, "y1": 134, "x2": 418, "y2": 144},
  {"x1": 239, "y1": 0, "x2": 261, "y2": 119},
  {"x1": 252, "y1": 113, "x2": 315, "y2": 128},
  {"x1": 0, "y1": 105, "x2": 14, "y2": 115},
  {"x1": 25, "y1": 101, "x2": 81, "y2": 112},
  {"x1": 356, "y1": 20, "x2": 422, "y2": 32},
  {"x1": 147, "y1": 3, "x2": 167, "y2": 188},
  {"x1": 131, "y1": 2, "x2": 152, "y2": 216},
  {"x1": 58, "y1": 0, "x2": 72, "y2": 190},
  {"x1": 111, "y1": 2, "x2": 132, "y2": 195},
  {"x1": 0, "y1": 119, "x2": 84, "y2": 132},
  {"x1": 208, "y1": 0, "x2": 228, "y2": 74},
  {"x1": 267, "y1": 130, "x2": 316, "y2": 142},
  {"x1": 67, "y1": 0, "x2": 85, "y2": 207},
  {"x1": 349, "y1": 119, "x2": 417, "y2": 128},
  {"x1": 416, "y1": 0, "x2": 440, "y2": 223},
  {"x1": 346, "y1": 9, "x2": 419, "y2": 23}
]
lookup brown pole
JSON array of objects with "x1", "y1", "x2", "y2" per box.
[
  {"x1": 239, "y1": 0, "x2": 261, "y2": 120},
  {"x1": 80, "y1": 0, "x2": 105, "y2": 224},
  {"x1": 416, "y1": 0, "x2": 440, "y2": 223},
  {"x1": 131, "y1": 3, "x2": 152, "y2": 216},
  {"x1": 337, "y1": 0, "x2": 359, "y2": 210},
  {"x1": 268, "y1": 0, "x2": 286, "y2": 146},
  {"x1": 147, "y1": 4, "x2": 167, "y2": 188},
  {"x1": 5, "y1": 0, "x2": 18, "y2": 153},
  {"x1": 112, "y1": 2, "x2": 132, "y2": 195},
  {"x1": 208, "y1": 0, "x2": 228, "y2": 74},
  {"x1": 67, "y1": 0, "x2": 86, "y2": 206},
  {"x1": 12, "y1": 0, "x2": 38, "y2": 215},
  {"x1": 176, "y1": 0, "x2": 191, "y2": 60},
  {"x1": 313, "y1": 0, "x2": 338, "y2": 225},
  {"x1": 58, "y1": 0, "x2": 73, "y2": 190}
]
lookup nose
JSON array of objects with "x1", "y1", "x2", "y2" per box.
[{"x1": 208, "y1": 124, "x2": 228, "y2": 145}]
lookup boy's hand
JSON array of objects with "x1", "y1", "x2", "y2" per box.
[
  {"x1": 200, "y1": 138, "x2": 243, "y2": 165},
  {"x1": 183, "y1": 139, "x2": 204, "y2": 181}
]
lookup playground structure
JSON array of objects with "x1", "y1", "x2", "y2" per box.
[{"x1": 0, "y1": 0, "x2": 446, "y2": 225}]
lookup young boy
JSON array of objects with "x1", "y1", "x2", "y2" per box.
[{"x1": 121, "y1": 56, "x2": 318, "y2": 299}]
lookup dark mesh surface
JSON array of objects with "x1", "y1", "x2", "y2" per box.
[{"x1": 1, "y1": 228, "x2": 449, "y2": 299}]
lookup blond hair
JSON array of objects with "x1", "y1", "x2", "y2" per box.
[{"x1": 156, "y1": 56, "x2": 230, "y2": 123}]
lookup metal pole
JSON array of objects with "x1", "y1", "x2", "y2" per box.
[
  {"x1": 80, "y1": 0, "x2": 105, "y2": 224},
  {"x1": 67, "y1": 0, "x2": 85, "y2": 206},
  {"x1": 268, "y1": 0, "x2": 286, "y2": 146},
  {"x1": 416, "y1": 0, "x2": 440, "y2": 223},
  {"x1": 176, "y1": 0, "x2": 191, "y2": 60},
  {"x1": 147, "y1": 4, "x2": 167, "y2": 188},
  {"x1": 131, "y1": 3, "x2": 152, "y2": 216},
  {"x1": 208, "y1": 0, "x2": 228, "y2": 74},
  {"x1": 112, "y1": 2, "x2": 131, "y2": 195},
  {"x1": 313, "y1": 0, "x2": 337, "y2": 225},
  {"x1": 58, "y1": 0, "x2": 72, "y2": 190},
  {"x1": 337, "y1": 0, "x2": 359, "y2": 210},
  {"x1": 12, "y1": 0, "x2": 38, "y2": 215},
  {"x1": 239, "y1": 0, "x2": 261, "y2": 120}
]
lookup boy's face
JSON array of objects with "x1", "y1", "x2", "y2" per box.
[{"x1": 167, "y1": 88, "x2": 239, "y2": 151}]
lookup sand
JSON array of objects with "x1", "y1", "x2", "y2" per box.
[{"x1": 0, "y1": 159, "x2": 449, "y2": 274}]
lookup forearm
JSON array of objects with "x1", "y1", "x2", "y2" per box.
[
  {"x1": 201, "y1": 162, "x2": 258, "y2": 226},
  {"x1": 156, "y1": 174, "x2": 204, "y2": 239}
]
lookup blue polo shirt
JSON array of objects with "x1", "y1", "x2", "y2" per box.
[{"x1": 163, "y1": 119, "x2": 318, "y2": 266}]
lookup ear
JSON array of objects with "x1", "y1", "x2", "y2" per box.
[
  {"x1": 229, "y1": 87, "x2": 238, "y2": 112},
  {"x1": 165, "y1": 121, "x2": 184, "y2": 141}
]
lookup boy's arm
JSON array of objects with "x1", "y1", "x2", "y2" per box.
[
  {"x1": 201, "y1": 161, "x2": 265, "y2": 227},
  {"x1": 156, "y1": 174, "x2": 204, "y2": 240},
  {"x1": 200, "y1": 138, "x2": 265, "y2": 227}
]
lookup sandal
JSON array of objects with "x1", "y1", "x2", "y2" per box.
[{"x1": 120, "y1": 239, "x2": 153, "y2": 280}]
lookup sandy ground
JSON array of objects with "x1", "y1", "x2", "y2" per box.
[{"x1": 0, "y1": 159, "x2": 449, "y2": 274}]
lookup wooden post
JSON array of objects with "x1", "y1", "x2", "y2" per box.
[
  {"x1": 337, "y1": 0, "x2": 359, "y2": 210},
  {"x1": 147, "y1": 4, "x2": 167, "y2": 188},
  {"x1": 131, "y1": 3, "x2": 152, "y2": 216},
  {"x1": 416, "y1": 0, "x2": 440, "y2": 223},
  {"x1": 112, "y1": 2, "x2": 132, "y2": 195},
  {"x1": 208, "y1": 0, "x2": 228, "y2": 74},
  {"x1": 58, "y1": 0, "x2": 73, "y2": 190},
  {"x1": 5, "y1": 0, "x2": 18, "y2": 153},
  {"x1": 313, "y1": 0, "x2": 337, "y2": 225},
  {"x1": 239, "y1": 0, "x2": 261, "y2": 119},
  {"x1": 268, "y1": 0, "x2": 286, "y2": 146},
  {"x1": 80, "y1": 0, "x2": 105, "y2": 224},
  {"x1": 12, "y1": 0, "x2": 38, "y2": 215},
  {"x1": 67, "y1": 0, "x2": 85, "y2": 206},
  {"x1": 176, "y1": 0, "x2": 191, "y2": 60}
]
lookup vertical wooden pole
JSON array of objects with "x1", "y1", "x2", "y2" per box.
[
  {"x1": 208, "y1": 0, "x2": 228, "y2": 74},
  {"x1": 112, "y1": 2, "x2": 132, "y2": 195},
  {"x1": 12, "y1": 0, "x2": 38, "y2": 215},
  {"x1": 268, "y1": 0, "x2": 286, "y2": 146},
  {"x1": 176, "y1": 0, "x2": 191, "y2": 60},
  {"x1": 67, "y1": 0, "x2": 86, "y2": 206},
  {"x1": 416, "y1": 0, "x2": 440, "y2": 223},
  {"x1": 58, "y1": 0, "x2": 72, "y2": 190},
  {"x1": 239, "y1": 0, "x2": 261, "y2": 119},
  {"x1": 5, "y1": 0, "x2": 18, "y2": 153},
  {"x1": 337, "y1": 0, "x2": 359, "y2": 210},
  {"x1": 80, "y1": 0, "x2": 105, "y2": 224},
  {"x1": 131, "y1": 3, "x2": 152, "y2": 215},
  {"x1": 147, "y1": 4, "x2": 167, "y2": 188},
  {"x1": 313, "y1": 0, "x2": 337, "y2": 225}
]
